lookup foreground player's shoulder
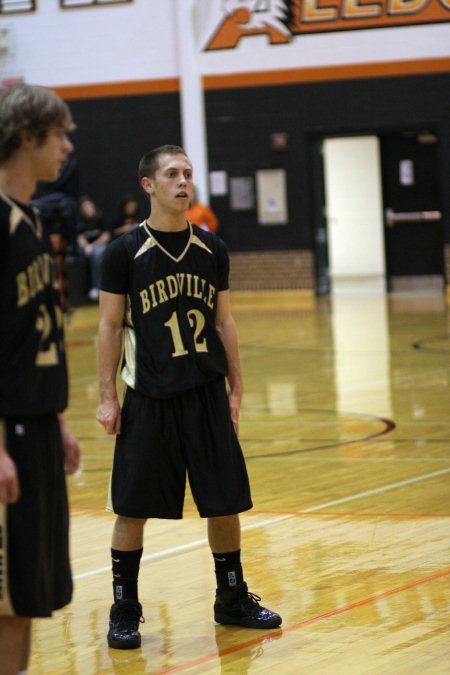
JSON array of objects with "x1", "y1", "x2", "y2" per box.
[
  {"x1": 191, "y1": 223, "x2": 228, "y2": 256},
  {"x1": 0, "y1": 197, "x2": 10, "y2": 264},
  {"x1": 105, "y1": 222, "x2": 148, "y2": 260},
  {"x1": 0, "y1": 192, "x2": 16, "y2": 231},
  {"x1": 0, "y1": 191, "x2": 9, "y2": 214},
  {"x1": 101, "y1": 228, "x2": 147, "y2": 294}
]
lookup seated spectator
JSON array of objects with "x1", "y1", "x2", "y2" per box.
[
  {"x1": 111, "y1": 193, "x2": 141, "y2": 239},
  {"x1": 33, "y1": 155, "x2": 81, "y2": 246},
  {"x1": 186, "y1": 186, "x2": 219, "y2": 233},
  {"x1": 76, "y1": 196, "x2": 111, "y2": 301},
  {"x1": 32, "y1": 155, "x2": 81, "y2": 311}
]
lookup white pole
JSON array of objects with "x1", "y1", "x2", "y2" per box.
[{"x1": 174, "y1": 0, "x2": 209, "y2": 204}]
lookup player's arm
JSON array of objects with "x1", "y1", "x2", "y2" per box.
[
  {"x1": 96, "y1": 290, "x2": 126, "y2": 435},
  {"x1": 215, "y1": 289, "x2": 243, "y2": 435},
  {"x1": 58, "y1": 413, "x2": 81, "y2": 475},
  {"x1": 0, "y1": 419, "x2": 19, "y2": 503},
  {"x1": 92, "y1": 230, "x2": 111, "y2": 247}
]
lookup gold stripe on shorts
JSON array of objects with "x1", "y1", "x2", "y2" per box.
[{"x1": 0, "y1": 504, "x2": 14, "y2": 615}]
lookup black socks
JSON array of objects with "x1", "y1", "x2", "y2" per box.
[
  {"x1": 212, "y1": 549, "x2": 243, "y2": 592},
  {"x1": 111, "y1": 547, "x2": 143, "y2": 603},
  {"x1": 111, "y1": 547, "x2": 243, "y2": 601}
]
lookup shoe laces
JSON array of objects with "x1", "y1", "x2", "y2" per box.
[
  {"x1": 238, "y1": 590, "x2": 263, "y2": 611},
  {"x1": 114, "y1": 602, "x2": 145, "y2": 630}
]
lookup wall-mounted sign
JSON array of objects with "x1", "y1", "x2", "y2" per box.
[
  {"x1": 399, "y1": 159, "x2": 414, "y2": 186},
  {"x1": 204, "y1": 0, "x2": 450, "y2": 51},
  {"x1": 230, "y1": 177, "x2": 255, "y2": 211},
  {"x1": 210, "y1": 170, "x2": 228, "y2": 196},
  {"x1": 256, "y1": 169, "x2": 288, "y2": 225}
]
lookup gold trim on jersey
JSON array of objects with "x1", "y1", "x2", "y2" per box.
[
  {"x1": 135, "y1": 220, "x2": 158, "y2": 259},
  {"x1": 121, "y1": 295, "x2": 137, "y2": 389},
  {"x1": 0, "y1": 503, "x2": 14, "y2": 615},
  {"x1": 106, "y1": 469, "x2": 114, "y2": 513},
  {"x1": 141, "y1": 220, "x2": 213, "y2": 262},
  {"x1": 191, "y1": 234, "x2": 213, "y2": 256},
  {"x1": 0, "y1": 190, "x2": 43, "y2": 238}
]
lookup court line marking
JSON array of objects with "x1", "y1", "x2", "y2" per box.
[
  {"x1": 73, "y1": 466, "x2": 450, "y2": 581},
  {"x1": 79, "y1": 455, "x2": 450, "y2": 463},
  {"x1": 157, "y1": 568, "x2": 450, "y2": 674},
  {"x1": 252, "y1": 457, "x2": 450, "y2": 463}
]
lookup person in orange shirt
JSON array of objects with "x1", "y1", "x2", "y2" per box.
[{"x1": 186, "y1": 186, "x2": 219, "y2": 233}]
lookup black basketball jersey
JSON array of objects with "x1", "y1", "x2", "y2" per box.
[
  {"x1": 100, "y1": 221, "x2": 230, "y2": 397},
  {"x1": 0, "y1": 192, "x2": 68, "y2": 416}
]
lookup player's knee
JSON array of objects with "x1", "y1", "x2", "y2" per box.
[
  {"x1": 116, "y1": 515, "x2": 147, "y2": 529},
  {"x1": 0, "y1": 615, "x2": 31, "y2": 644}
]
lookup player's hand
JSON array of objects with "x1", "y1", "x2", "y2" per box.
[
  {"x1": 228, "y1": 390, "x2": 241, "y2": 437},
  {"x1": 59, "y1": 415, "x2": 81, "y2": 475},
  {"x1": 0, "y1": 446, "x2": 20, "y2": 503},
  {"x1": 96, "y1": 399, "x2": 122, "y2": 435}
]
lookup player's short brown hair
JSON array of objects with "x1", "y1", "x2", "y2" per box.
[
  {"x1": 0, "y1": 83, "x2": 75, "y2": 162},
  {"x1": 138, "y1": 144, "x2": 188, "y2": 180}
]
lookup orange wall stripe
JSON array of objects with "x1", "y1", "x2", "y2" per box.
[
  {"x1": 51, "y1": 57, "x2": 449, "y2": 100},
  {"x1": 52, "y1": 77, "x2": 180, "y2": 100},
  {"x1": 203, "y1": 57, "x2": 450, "y2": 90}
]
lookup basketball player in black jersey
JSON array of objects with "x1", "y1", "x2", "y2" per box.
[
  {"x1": 96, "y1": 145, "x2": 281, "y2": 649},
  {"x1": 0, "y1": 84, "x2": 81, "y2": 674}
]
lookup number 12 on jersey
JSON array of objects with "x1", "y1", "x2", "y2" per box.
[{"x1": 164, "y1": 309, "x2": 208, "y2": 357}]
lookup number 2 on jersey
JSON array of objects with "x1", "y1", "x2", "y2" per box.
[
  {"x1": 35, "y1": 304, "x2": 60, "y2": 366},
  {"x1": 164, "y1": 309, "x2": 208, "y2": 357}
]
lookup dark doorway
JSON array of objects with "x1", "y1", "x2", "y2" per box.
[{"x1": 380, "y1": 132, "x2": 444, "y2": 292}]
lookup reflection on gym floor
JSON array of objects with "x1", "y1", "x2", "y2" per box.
[{"x1": 29, "y1": 290, "x2": 450, "y2": 674}]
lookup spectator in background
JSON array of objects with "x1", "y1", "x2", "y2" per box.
[
  {"x1": 111, "y1": 193, "x2": 141, "y2": 239},
  {"x1": 76, "y1": 196, "x2": 111, "y2": 301},
  {"x1": 32, "y1": 154, "x2": 81, "y2": 251},
  {"x1": 32, "y1": 155, "x2": 81, "y2": 311},
  {"x1": 186, "y1": 185, "x2": 219, "y2": 233}
]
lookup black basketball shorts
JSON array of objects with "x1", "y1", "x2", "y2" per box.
[
  {"x1": 108, "y1": 377, "x2": 253, "y2": 519},
  {"x1": 0, "y1": 414, "x2": 72, "y2": 617}
]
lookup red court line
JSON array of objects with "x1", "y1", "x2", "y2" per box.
[
  {"x1": 158, "y1": 568, "x2": 450, "y2": 674},
  {"x1": 66, "y1": 338, "x2": 94, "y2": 348}
]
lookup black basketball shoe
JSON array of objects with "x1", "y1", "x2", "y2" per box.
[
  {"x1": 214, "y1": 582, "x2": 282, "y2": 629},
  {"x1": 107, "y1": 599, "x2": 144, "y2": 649}
]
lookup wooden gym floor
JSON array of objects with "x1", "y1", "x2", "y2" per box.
[{"x1": 28, "y1": 289, "x2": 450, "y2": 674}]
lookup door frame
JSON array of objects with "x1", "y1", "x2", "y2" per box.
[{"x1": 309, "y1": 126, "x2": 445, "y2": 296}]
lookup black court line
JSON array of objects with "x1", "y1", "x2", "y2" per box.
[
  {"x1": 412, "y1": 334, "x2": 450, "y2": 353},
  {"x1": 77, "y1": 411, "x2": 396, "y2": 465},
  {"x1": 245, "y1": 419, "x2": 395, "y2": 459},
  {"x1": 242, "y1": 410, "x2": 395, "y2": 459}
]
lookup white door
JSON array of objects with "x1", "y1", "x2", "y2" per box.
[{"x1": 323, "y1": 136, "x2": 385, "y2": 295}]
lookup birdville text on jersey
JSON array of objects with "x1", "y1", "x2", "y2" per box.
[
  {"x1": 139, "y1": 274, "x2": 216, "y2": 314},
  {"x1": 16, "y1": 252, "x2": 59, "y2": 308}
]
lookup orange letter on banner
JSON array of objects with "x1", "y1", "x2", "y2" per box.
[
  {"x1": 302, "y1": 0, "x2": 337, "y2": 22},
  {"x1": 388, "y1": 0, "x2": 429, "y2": 13},
  {"x1": 343, "y1": 0, "x2": 381, "y2": 19},
  {"x1": 205, "y1": 8, "x2": 289, "y2": 50}
]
